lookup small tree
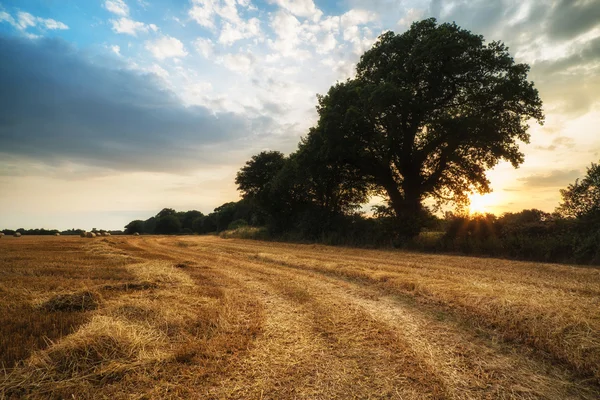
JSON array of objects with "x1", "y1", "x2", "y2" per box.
[{"x1": 557, "y1": 162, "x2": 600, "y2": 220}]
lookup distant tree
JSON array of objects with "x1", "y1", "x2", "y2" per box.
[
  {"x1": 201, "y1": 214, "x2": 217, "y2": 233},
  {"x1": 124, "y1": 220, "x2": 145, "y2": 234},
  {"x1": 315, "y1": 18, "x2": 543, "y2": 237},
  {"x1": 156, "y1": 208, "x2": 177, "y2": 219},
  {"x1": 143, "y1": 217, "x2": 157, "y2": 234},
  {"x1": 181, "y1": 210, "x2": 204, "y2": 231},
  {"x1": 557, "y1": 162, "x2": 600, "y2": 220},
  {"x1": 236, "y1": 151, "x2": 286, "y2": 199},
  {"x1": 154, "y1": 215, "x2": 181, "y2": 234},
  {"x1": 213, "y1": 202, "x2": 238, "y2": 232}
]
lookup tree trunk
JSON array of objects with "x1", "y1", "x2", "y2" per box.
[{"x1": 382, "y1": 181, "x2": 424, "y2": 240}]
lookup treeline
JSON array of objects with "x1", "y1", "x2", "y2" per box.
[
  {"x1": 126, "y1": 19, "x2": 599, "y2": 265},
  {"x1": 0, "y1": 228, "x2": 123, "y2": 236},
  {"x1": 230, "y1": 155, "x2": 600, "y2": 264},
  {"x1": 123, "y1": 203, "x2": 261, "y2": 235},
  {"x1": 427, "y1": 206, "x2": 600, "y2": 265}
]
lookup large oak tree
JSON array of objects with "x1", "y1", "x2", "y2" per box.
[{"x1": 314, "y1": 18, "x2": 544, "y2": 237}]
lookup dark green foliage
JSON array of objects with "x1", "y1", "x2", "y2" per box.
[
  {"x1": 156, "y1": 208, "x2": 177, "y2": 219},
  {"x1": 181, "y1": 210, "x2": 204, "y2": 231},
  {"x1": 557, "y1": 161, "x2": 600, "y2": 263},
  {"x1": 313, "y1": 19, "x2": 543, "y2": 237},
  {"x1": 557, "y1": 162, "x2": 600, "y2": 219},
  {"x1": 124, "y1": 220, "x2": 145, "y2": 234},
  {"x1": 236, "y1": 151, "x2": 286, "y2": 199},
  {"x1": 228, "y1": 219, "x2": 248, "y2": 230},
  {"x1": 154, "y1": 215, "x2": 182, "y2": 234},
  {"x1": 122, "y1": 200, "x2": 264, "y2": 236}
]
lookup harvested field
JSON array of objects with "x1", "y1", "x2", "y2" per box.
[{"x1": 1, "y1": 235, "x2": 600, "y2": 399}]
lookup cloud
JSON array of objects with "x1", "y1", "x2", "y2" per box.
[
  {"x1": 534, "y1": 136, "x2": 576, "y2": 151},
  {"x1": 188, "y1": 0, "x2": 262, "y2": 45},
  {"x1": 111, "y1": 17, "x2": 157, "y2": 35},
  {"x1": 268, "y1": 10, "x2": 310, "y2": 59},
  {"x1": 104, "y1": 0, "x2": 130, "y2": 16},
  {"x1": 517, "y1": 169, "x2": 581, "y2": 188},
  {"x1": 546, "y1": 0, "x2": 600, "y2": 41},
  {"x1": 268, "y1": 0, "x2": 323, "y2": 21},
  {"x1": 218, "y1": 18, "x2": 260, "y2": 45},
  {"x1": 0, "y1": 36, "x2": 277, "y2": 174},
  {"x1": 397, "y1": 8, "x2": 424, "y2": 28},
  {"x1": 193, "y1": 37, "x2": 215, "y2": 58},
  {"x1": 221, "y1": 51, "x2": 256, "y2": 73},
  {"x1": 189, "y1": 0, "x2": 216, "y2": 29},
  {"x1": 1, "y1": 11, "x2": 69, "y2": 32},
  {"x1": 145, "y1": 35, "x2": 188, "y2": 59}
]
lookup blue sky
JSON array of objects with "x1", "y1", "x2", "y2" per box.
[{"x1": 1, "y1": 0, "x2": 600, "y2": 230}]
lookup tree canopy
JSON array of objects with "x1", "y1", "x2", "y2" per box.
[
  {"x1": 557, "y1": 162, "x2": 600, "y2": 220},
  {"x1": 312, "y1": 18, "x2": 543, "y2": 236}
]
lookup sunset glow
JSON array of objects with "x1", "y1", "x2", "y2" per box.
[
  {"x1": 0, "y1": 1, "x2": 599, "y2": 230},
  {"x1": 468, "y1": 193, "x2": 500, "y2": 215}
]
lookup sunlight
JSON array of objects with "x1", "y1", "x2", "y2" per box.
[{"x1": 468, "y1": 193, "x2": 497, "y2": 215}]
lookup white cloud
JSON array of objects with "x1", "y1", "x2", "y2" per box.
[
  {"x1": 104, "y1": 0, "x2": 130, "y2": 16},
  {"x1": 340, "y1": 9, "x2": 377, "y2": 29},
  {"x1": 0, "y1": 11, "x2": 15, "y2": 26},
  {"x1": 189, "y1": 0, "x2": 218, "y2": 29},
  {"x1": 149, "y1": 64, "x2": 170, "y2": 79},
  {"x1": 111, "y1": 17, "x2": 155, "y2": 36},
  {"x1": 218, "y1": 18, "x2": 260, "y2": 45},
  {"x1": 268, "y1": 10, "x2": 310, "y2": 59},
  {"x1": 188, "y1": 0, "x2": 262, "y2": 45},
  {"x1": 146, "y1": 35, "x2": 188, "y2": 59},
  {"x1": 221, "y1": 51, "x2": 256, "y2": 73},
  {"x1": 315, "y1": 31, "x2": 337, "y2": 54},
  {"x1": 16, "y1": 12, "x2": 37, "y2": 30},
  {"x1": 269, "y1": 0, "x2": 323, "y2": 21},
  {"x1": 194, "y1": 37, "x2": 215, "y2": 58},
  {"x1": 40, "y1": 18, "x2": 69, "y2": 30},
  {"x1": 397, "y1": 8, "x2": 424, "y2": 28},
  {"x1": 0, "y1": 11, "x2": 69, "y2": 32},
  {"x1": 111, "y1": 45, "x2": 121, "y2": 55}
]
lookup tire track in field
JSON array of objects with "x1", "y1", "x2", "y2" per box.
[
  {"x1": 121, "y1": 237, "x2": 600, "y2": 399},
  {"x1": 132, "y1": 238, "x2": 439, "y2": 399},
  {"x1": 133, "y1": 238, "x2": 434, "y2": 398},
  {"x1": 219, "y1": 254, "x2": 597, "y2": 400}
]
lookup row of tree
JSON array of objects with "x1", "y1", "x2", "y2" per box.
[
  {"x1": 235, "y1": 18, "x2": 543, "y2": 240},
  {"x1": 228, "y1": 19, "x2": 598, "y2": 263},
  {"x1": 120, "y1": 19, "x2": 598, "y2": 264},
  {"x1": 123, "y1": 203, "x2": 260, "y2": 235}
]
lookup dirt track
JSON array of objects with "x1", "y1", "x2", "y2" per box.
[{"x1": 122, "y1": 236, "x2": 600, "y2": 399}]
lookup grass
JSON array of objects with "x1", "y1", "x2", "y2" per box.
[{"x1": 1, "y1": 235, "x2": 599, "y2": 398}]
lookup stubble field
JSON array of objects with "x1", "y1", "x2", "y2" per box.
[{"x1": 1, "y1": 235, "x2": 600, "y2": 399}]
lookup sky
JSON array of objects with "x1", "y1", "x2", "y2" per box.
[{"x1": 0, "y1": 0, "x2": 599, "y2": 230}]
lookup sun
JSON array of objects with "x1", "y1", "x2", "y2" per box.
[{"x1": 468, "y1": 193, "x2": 497, "y2": 215}]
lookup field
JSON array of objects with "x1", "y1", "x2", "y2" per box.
[{"x1": 1, "y1": 235, "x2": 600, "y2": 399}]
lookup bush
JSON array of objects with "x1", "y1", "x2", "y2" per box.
[
  {"x1": 220, "y1": 226, "x2": 270, "y2": 240},
  {"x1": 228, "y1": 219, "x2": 248, "y2": 230}
]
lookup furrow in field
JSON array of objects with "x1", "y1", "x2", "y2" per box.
[
  {"x1": 134, "y1": 238, "x2": 435, "y2": 398},
  {"x1": 128, "y1": 237, "x2": 600, "y2": 399},
  {"x1": 193, "y1": 238, "x2": 600, "y2": 383},
  {"x1": 217, "y1": 253, "x2": 598, "y2": 400}
]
